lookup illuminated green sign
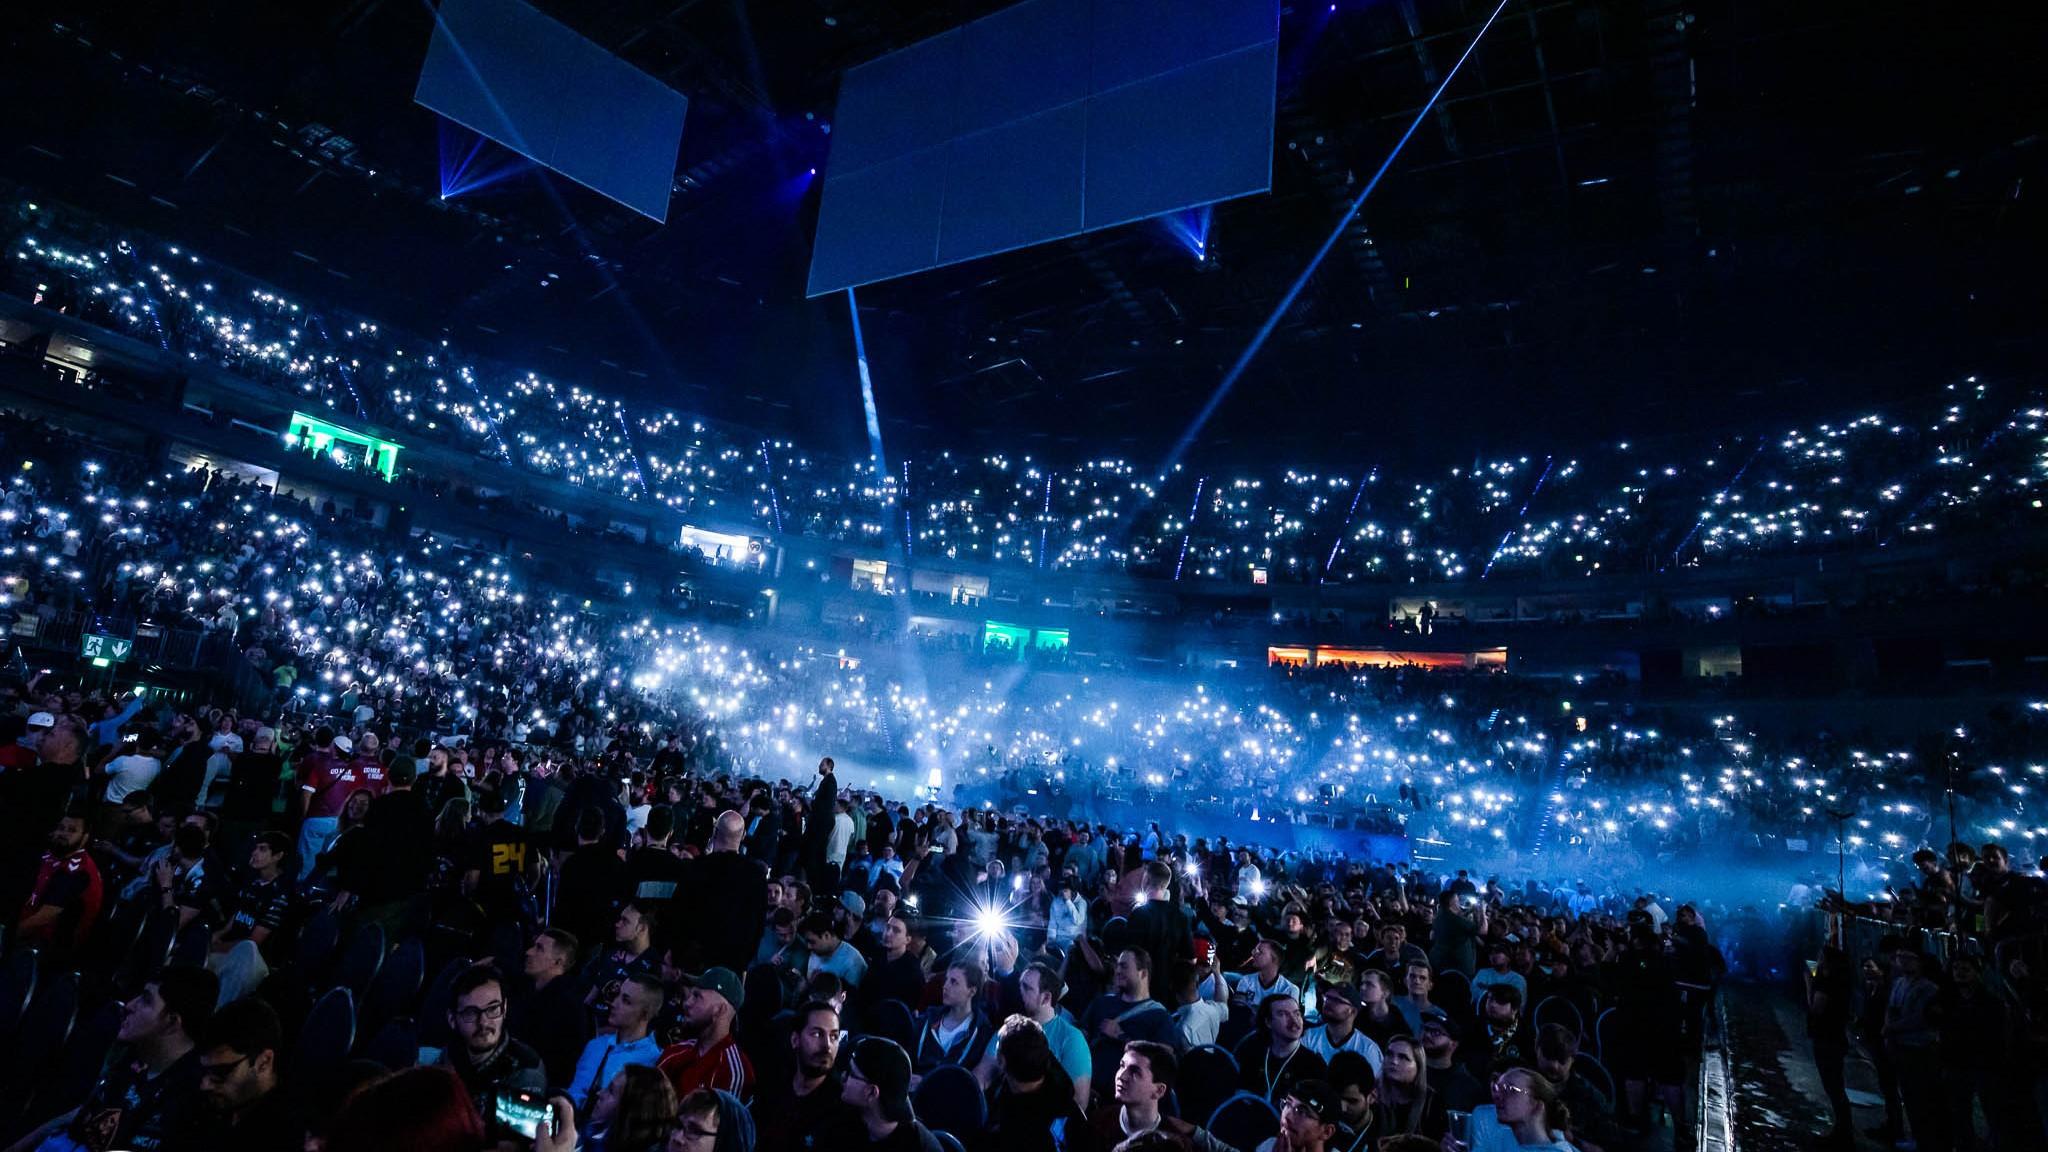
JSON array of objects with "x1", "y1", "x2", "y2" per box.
[{"x1": 285, "y1": 412, "x2": 402, "y2": 482}]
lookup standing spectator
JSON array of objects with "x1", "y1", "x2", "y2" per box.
[
  {"x1": 1170, "y1": 957, "x2": 1230, "y2": 1051},
  {"x1": 292, "y1": 727, "x2": 354, "y2": 880},
  {"x1": 337, "y1": 757, "x2": 433, "y2": 937},
  {"x1": 1428, "y1": 893, "x2": 1483, "y2": 978},
  {"x1": 689, "y1": 810, "x2": 769, "y2": 973},
  {"x1": 102, "y1": 729, "x2": 164, "y2": 804},
  {"x1": 1805, "y1": 946, "x2": 1855, "y2": 1149},
  {"x1": 1883, "y1": 944, "x2": 1945, "y2": 1152},
  {"x1": 1125, "y1": 861, "x2": 1194, "y2": 986}
]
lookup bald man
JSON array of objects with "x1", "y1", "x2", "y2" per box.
[{"x1": 688, "y1": 806, "x2": 769, "y2": 971}]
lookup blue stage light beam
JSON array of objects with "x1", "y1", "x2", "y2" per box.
[
  {"x1": 847, "y1": 287, "x2": 887, "y2": 477},
  {"x1": 1152, "y1": 0, "x2": 1515, "y2": 482}
]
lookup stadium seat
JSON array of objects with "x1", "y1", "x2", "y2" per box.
[
  {"x1": 330, "y1": 924, "x2": 387, "y2": 998},
  {"x1": 1217, "y1": 1001, "x2": 1255, "y2": 1051},
  {"x1": 0, "y1": 949, "x2": 37, "y2": 1043},
  {"x1": 912, "y1": 1064, "x2": 986, "y2": 1137},
  {"x1": 1575, "y1": 1053, "x2": 1616, "y2": 1105},
  {"x1": 1533, "y1": 995, "x2": 1583, "y2": 1040},
  {"x1": 114, "y1": 906, "x2": 179, "y2": 993},
  {"x1": 296, "y1": 908, "x2": 342, "y2": 975},
  {"x1": 1435, "y1": 969, "x2": 1472, "y2": 1008},
  {"x1": 294, "y1": 987, "x2": 357, "y2": 1093},
  {"x1": 364, "y1": 1015, "x2": 422, "y2": 1071},
  {"x1": 360, "y1": 936, "x2": 426, "y2": 1040},
  {"x1": 489, "y1": 920, "x2": 526, "y2": 979},
  {"x1": 933, "y1": 1131, "x2": 966, "y2": 1152},
  {"x1": 1177, "y1": 1045, "x2": 1240, "y2": 1127},
  {"x1": 872, "y1": 999, "x2": 916, "y2": 1050},
  {"x1": 1208, "y1": 1091, "x2": 1280, "y2": 1151},
  {"x1": 416, "y1": 955, "x2": 470, "y2": 1048},
  {"x1": 168, "y1": 918, "x2": 211, "y2": 970},
  {"x1": 1593, "y1": 1006, "x2": 1619, "y2": 1061},
  {"x1": 41, "y1": 1000, "x2": 121, "y2": 1115},
  {"x1": 4, "y1": 970, "x2": 78, "y2": 1097}
]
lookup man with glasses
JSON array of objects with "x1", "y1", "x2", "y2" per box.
[
  {"x1": 840, "y1": 1037, "x2": 943, "y2": 1152},
  {"x1": 670, "y1": 1089, "x2": 725, "y2": 1152},
  {"x1": 195, "y1": 996, "x2": 302, "y2": 1151},
  {"x1": 1256, "y1": 1079, "x2": 1341, "y2": 1152},
  {"x1": 439, "y1": 965, "x2": 547, "y2": 1109}
]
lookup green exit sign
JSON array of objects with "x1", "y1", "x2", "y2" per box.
[{"x1": 80, "y1": 632, "x2": 134, "y2": 666}]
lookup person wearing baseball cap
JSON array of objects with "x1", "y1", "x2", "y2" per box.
[
  {"x1": 840, "y1": 1037, "x2": 942, "y2": 1151},
  {"x1": 657, "y1": 968, "x2": 755, "y2": 1103},
  {"x1": 1267, "y1": 1079, "x2": 1342, "y2": 1152},
  {"x1": 1304, "y1": 983, "x2": 1383, "y2": 1073}
]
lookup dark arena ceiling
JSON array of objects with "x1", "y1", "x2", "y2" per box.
[{"x1": 2, "y1": 0, "x2": 2041, "y2": 468}]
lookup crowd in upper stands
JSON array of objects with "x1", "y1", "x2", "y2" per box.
[
  {"x1": 2, "y1": 190, "x2": 2048, "y2": 1152},
  {"x1": 6, "y1": 194, "x2": 2045, "y2": 593}
]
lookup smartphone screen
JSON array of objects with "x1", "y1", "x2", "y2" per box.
[{"x1": 493, "y1": 1090, "x2": 552, "y2": 1140}]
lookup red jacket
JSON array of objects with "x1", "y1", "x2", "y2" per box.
[
  {"x1": 657, "y1": 1032, "x2": 754, "y2": 1103},
  {"x1": 20, "y1": 848, "x2": 103, "y2": 950}
]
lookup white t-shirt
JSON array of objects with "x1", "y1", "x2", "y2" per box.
[
  {"x1": 104, "y1": 754, "x2": 162, "y2": 803},
  {"x1": 1175, "y1": 999, "x2": 1230, "y2": 1050},
  {"x1": 1302, "y1": 1025, "x2": 1383, "y2": 1076},
  {"x1": 1234, "y1": 971, "x2": 1302, "y2": 1006}
]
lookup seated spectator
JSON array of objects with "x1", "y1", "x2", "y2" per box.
[
  {"x1": 1256, "y1": 1079, "x2": 1341, "y2": 1152},
  {"x1": 1397, "y1": 962, "x2": 1438, "y2": 1035},
  {"x1": 1324, "y1": 1050, "x2": 1378, "y2": 1152},
  {"x1": 1418, "y1": 1009, "x2": 1485, "y2": 1114},
  {"x1": 12, "y1": 965, "x2": 219, "y2": 1152},
  {"x1": 1169, "y1": 957, "x2": 1229, "y2": 1051},
  {"x1": 750, "y1": 1001, "x2": 852, "y2": 1152},
  {"x1": 511, "y1": 928, "x2": 589, "y2": 1089},
  {"x1": 1082, "y1": 948, "x2": 1178, "y2": 1054},
  {"x1": 15, "y1": 809, "x2": 104, "y2": 966},
  {"x1": 1534, "y1": 1024, "x2": 1621, "y2": 1152},
  {"x1": 1233, "y1": 940, "x2": 1303, "y2": 1007},
  {"x1": 1374, "y1": 1035, "x2": 1447, "y2": 1140},
  {"x1": 1363, "y1": 923, "x2": 1427, "y2": 978},
  {"x1": 799, "y1": 910, "x2": 868, "y2": 989},
  {"x1": 196, "y1": 995, "x2": 303, "y2": 1151},
  {"x1": 438, "y1": 965, "x2": 546, "y2": 1108},
  {"x1": 1461, "y1": 985, "x2": 1531, "y2": 1084},
  {"x1": 1469, "y1": 942, "x2": 1528, "y2": 1007},
  {"x1": 656, "y1": 967, "x2": 755, "y2": 1103},
  {"x1": 1011, "y1": 962, "x2": 1091, "y2": 1110},
  {"x1": 211, "y1": 830, "x2": 292, "y2": 958},
  {"x1": 323, "y1": 1066, "x2": 487, "y2": 1152},
  {"x1": 571, "y1": 974, "x2": 666, "y2": 1118},
  {"x1": 1302, "y1": 983, "x2": 1382, "y2": 1072},
  {"x1": 855, "y1": 915, "x2": 926, "y2": 1020},
  {"x1": 584, "y1": 900, "x2": 662, "y2": 1025},
  {"x1": 910, "y1": 961, "x2": 996, "y2": 1078},
  {"x1": 1450, "y1": 1066, "x2": 1578, "y2": 1152},
  {"x1": 585, "y1": 1064, "x2": 676, "y2": 1152},
  {"x1": 840, "y1": 1037, "x2": 944, "y2": 1151},
  {"x1": 1090, "y1": 1040, "x2": 1234, "y2": 1151},
  {"x1": 984, "y1": 1016, "x2": 1097, "y2": 1152},
  {"x1": 1355, "y1": 971, "x2": 1406, "y2": 1050},
  {"x1": 1235, "y1": 994, "x2": 1329, "y2": 1105}
]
